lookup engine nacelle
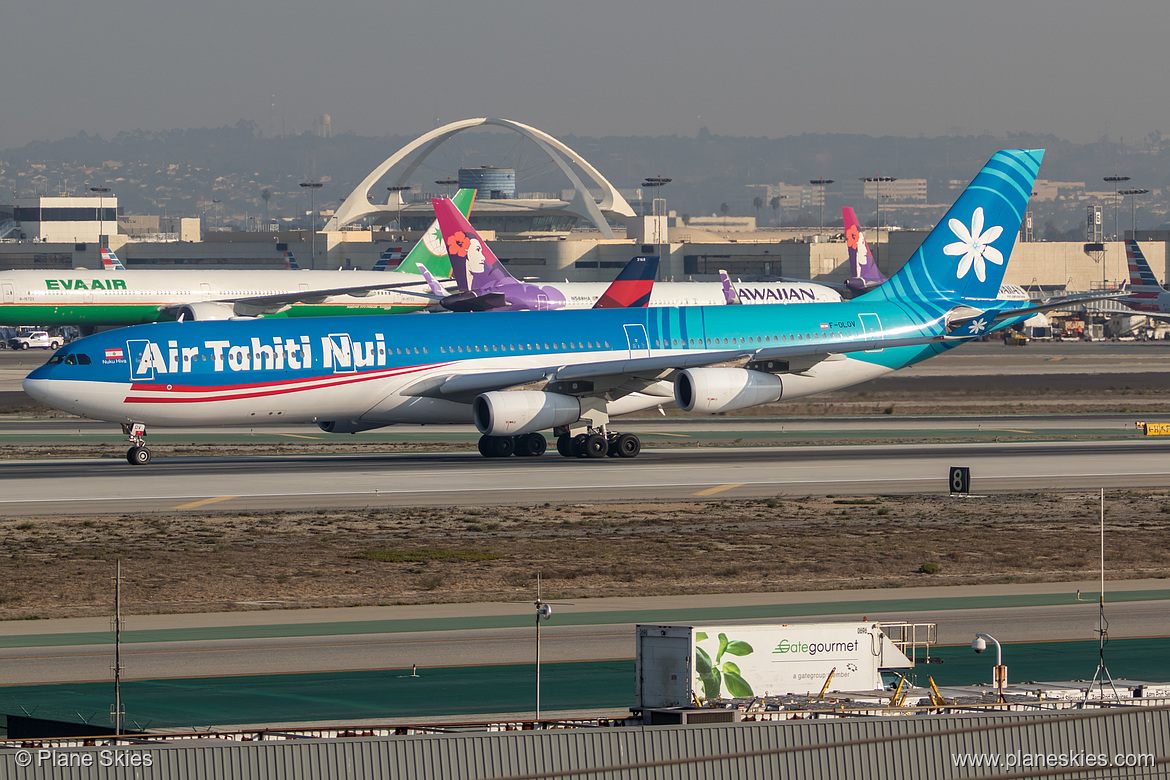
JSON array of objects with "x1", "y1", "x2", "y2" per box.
[
  {"x1": 473, "y1": 391, "x2": 581, "y2": 436},
  {"x1": 171, "y1": 302, "x2": 237, "y2": 321},
  {"x1": 674, "y1": 367, "x2": 783, "y2": 414},
  {"x1": 317, "y1": 420, "x2": 390, "y2": 434}
]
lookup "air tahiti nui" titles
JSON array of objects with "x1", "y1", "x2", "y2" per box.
[{"x1": 126, "y1": 333, "x2": 398, "y2": 380}]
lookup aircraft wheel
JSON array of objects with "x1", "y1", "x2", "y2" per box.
[
  {"x1": 614, "y1": 433, "x2": 641, "y2": 459},
  {"x1": 571, "y1": 433, "x2": 590, "y2": 457},
  {"x1": 556, "y1": 434, "x2": 575, "y2": 458},
  {"x1": 127, "y1": 446, "x2": 151, "y2": 465},
  {"x1": 483, "y1": 435, "x2": 514, "y2": 458},
  {"x1": 514, "y1": 432, "x2": 546, "y2": 457},
  {"x1": 477, "y1": 435, "x2": 492, "y2": 457},
  {"x1": 582, "y1": 433, "x2": 608, "y2": 459}
]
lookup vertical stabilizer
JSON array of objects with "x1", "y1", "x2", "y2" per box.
[
  {"x1": 861, "y1": 149, "x2": 1042, "y2": 306},
  {"x1": 101, "y1": 248, "x2": 125, "y2": 271},
  {"x1": 593, "y1": 256, "x2": 658, "y2": 309},
  {"x1": 1126, "y1": 239, "x2": 1164, "y2": 291},
  {"x1": 398, "y1": 188, "x2": 476, "y2": 278},
  {"x1": 843, "y1": 207, "x2": 886, "y2": 292}
]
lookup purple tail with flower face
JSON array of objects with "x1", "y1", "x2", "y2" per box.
[
  {"x1": 843, "y1": 207, "x2": 886, "y2": 293},
  {"x1": 433, "y1": 197, "x2": 520, "y2": 293}
]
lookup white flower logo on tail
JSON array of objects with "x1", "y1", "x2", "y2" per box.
[{"x1": 945, "y1": 207, "x2": 1003, "y2": 282}]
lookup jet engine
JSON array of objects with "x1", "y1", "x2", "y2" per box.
[
  {"x1": 473, "y1": 391, "x2": 581, "y2": 436},
  {"x1": 674, "y1": 367, "x2": 783, "y2": 414},
  {"x1": 170, "y1": 302, "x2": 238, "y2": 321}
]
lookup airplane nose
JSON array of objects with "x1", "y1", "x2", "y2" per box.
[{"x1": 22, "y1": 376, "x2": 85, "y2": 415}]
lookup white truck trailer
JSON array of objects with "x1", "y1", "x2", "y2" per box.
[{"x1": 635, "y1": 622, "x2": 915, "y2": 709}]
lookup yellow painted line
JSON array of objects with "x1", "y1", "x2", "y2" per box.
[
  {"x1": 1047, "y1": 357, "x2": 1065, "y2": 362},
  {"x1": 653, "y1": 432, "x2": 691, "y2": 438},
  {"x1": 693, "y1": 483, "x2": 744, "y2": 496},
  {"x1": 173, "y1": 496, "x2": 237, "y2": 510},
  {"x1": 985, "y1": 429, "x2": 1033, "y2": 434},
  {"x1": 275, "y1": 433, "x2": 324, "y2": 440}
]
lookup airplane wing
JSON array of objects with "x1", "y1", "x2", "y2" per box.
[
  {"x1": 157, "y1": 278, "x2": 441, "y2": 317},
  {"x1": 944, "y1": 290, "x2": 1128, "y2": 334},
  {"x1": 401, "y1": 330, "x2": 957, "y2": 403}
]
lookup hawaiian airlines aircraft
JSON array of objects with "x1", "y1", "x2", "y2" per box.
[
  {"x1": 26, "y1": 150, "x2": 1060, "y2": 465},
  {"x1": 0, "y1": 190, "x2": 476, "y2": 326},
  {"x1": 426, "y1": 196, "x2": 841, "y2": 311}
]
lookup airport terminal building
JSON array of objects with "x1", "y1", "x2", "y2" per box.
[{"x1": 1, "y1": 119, "x2": 1167, "y2": 303}]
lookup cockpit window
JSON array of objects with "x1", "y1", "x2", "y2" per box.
[{"x1": 46, "y1": 353, "x2": 90, "y2": 365}]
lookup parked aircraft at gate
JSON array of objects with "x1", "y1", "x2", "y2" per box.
[
  {"x1": 0, "y1": 191, "x2": 476, "y2": 327},
  {"x1": 27, "y1": 150, "x2": 1061, "y2": 465},
  {"x1": 427, "y1": 196, "x2": 842, "y2": 312},
  {"x1": 1118, "y1": 239, "x2": 1170, "y2": 318}
]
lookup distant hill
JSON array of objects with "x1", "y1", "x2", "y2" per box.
[{"x1": 2, "y1": 123, "x2": 1167, "y2": 234}]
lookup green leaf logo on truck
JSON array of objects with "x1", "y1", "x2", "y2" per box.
[{"x1": 695, "y1": 631, "x2": 754, "y2": 700}]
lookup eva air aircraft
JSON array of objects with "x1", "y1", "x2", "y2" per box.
[
  {"x1": 27, "y1": 150, "x2": 1057, "y2": 466},
  {"x1": 0, "y1": 190, "x2": 476, "y2": 327}
]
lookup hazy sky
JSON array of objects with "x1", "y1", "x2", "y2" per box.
[{"x1": 3, "y1": 0, "x2": 1169, "y2": 149}]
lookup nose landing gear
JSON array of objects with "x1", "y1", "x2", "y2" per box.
[{"x1": 122, "y1": 422, "x2": 152, "y2": 465}]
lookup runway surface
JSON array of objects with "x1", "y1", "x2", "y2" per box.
[{"x1": 0, "y1": 435, "x2": 1167, "y2": 516}]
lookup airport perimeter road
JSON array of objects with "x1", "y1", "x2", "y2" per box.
[
  {"x1": 0, "y1": 437, "x2": 1168, "y2": 516},
  {"x1": 2, "y1": 581, "x2": 1168, "y2": 685}
]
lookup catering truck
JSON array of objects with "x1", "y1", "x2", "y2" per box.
[{"x1": 635, "y1": 622, "x2": 916, "y2": 709}]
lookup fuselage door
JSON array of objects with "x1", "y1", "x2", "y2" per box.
[
  {"x1": 624, "y1": 323, "x2": 650, "y2": 358},
  {"x1": 859, "y1": 313, "x2": 883, "y2": 352},
  {"x1": 1, "y1": 282, "x2": 14, "y2": 303}
]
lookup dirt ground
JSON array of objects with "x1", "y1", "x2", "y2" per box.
[
  {"x1": 2, "y1": 367, "x2": 1169, "y2": 621},
  {"x1": 1, "y1": 491, "x2": 1168, "y2": 620}
]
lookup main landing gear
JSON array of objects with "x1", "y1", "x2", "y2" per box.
[
  {"x1": 476, "y1": 428, "x2": 642, "y2": 460},
  {"x1": 477, "y1": 432, "x2": 548, "y2": 458},
  {"x1": 554, "y1": 428, "x2": 641, "y2": 460},
  {"x1": 122, "y1": 422, "x2": 152, "y2": 465}
]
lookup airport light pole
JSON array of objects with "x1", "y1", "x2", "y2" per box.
[
  {"x1": 435, "y1": 178, "x2": 458, "y2": 197},
  {"x1": 89, "y1": 186, "x2": 110, "y2": 249},
  {"x1": 809, "y1": 178, "x2": 834, "y2": 236},
  {"x1": 861, "y1": 176, "x2": 897, "y2": 265},
  {"x1": 772, "y1": 194, "x2": 788, "y2": 228},
  {"x1": 211, "y1": 198, "x2": 221, "y2": 232},
  {"x1": 971, "y1": 632, "x2": 1006, "y2": 702},
  {"x1": 1119, "y1": 187, "x2": 1149, "y2": 240},
  {"x1": 387, "y1": 185, "x2": 412, "y2": 232},
  {"x1": 1103, "y1": 175, "x2": 1130, "y2": 241},
  {"x1": 300, "y1": 181, "x2": 323, "y2": 265}
]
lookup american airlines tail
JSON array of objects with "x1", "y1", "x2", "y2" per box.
[
  {"x1": 101, "y1": 248, "x2": 125, "y2": 271},
  {"x1": 842, "y1": 207, "x2": 886, "y2": 292},
  {"x1": 1126, "y1": 239, "x2": 1164, "y2": 292},
  {"x1": 283, "y1": 251, "x2": 301, "y2": 270}
]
